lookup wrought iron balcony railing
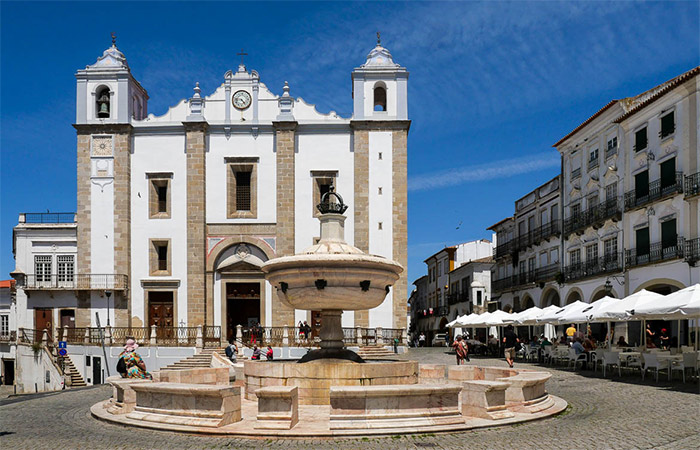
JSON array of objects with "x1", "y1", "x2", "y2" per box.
[
  {"x1": 685, "y1": 172, "x2": 700, "y2": 198},
  {"x1": 685, "y1": 238, "x2": 700, "y2": 266},
  {"x1": 564, "y1": 197, "x2": 621, "y2": 236},
  {"x1": 23, "y1": 274, "x2": 128, "y2": 290},
  {"x1": 564, "y1": 252, "x2": 623, "y2": 282},
  {"x1": 513, "y1": 220, "x2": 561, "y2": 252},
  {"x1": 588, "y1": 158, "x2": 599, "y2": 171},
  {"x1": 534, "y1": 263, "x2": 560, "y2": 282},
  {"x1": 624, "y1": 172, "x2": 684, "y2": 211},
  {"x1": 625, "y1": 237, "x2": 685, "y2": 268},
  {"x1": 605, "y1": 145, "x2": 618, "y2": 159},
  {"x1": 494, "y1": 239, "x2": 514, "y2": 259},
  {"x1": 571, "y1": 168, "x2": 581, "y2": 179},
  {"x1": 447, "y1": 292, "x2": 470, "y2": 306}
]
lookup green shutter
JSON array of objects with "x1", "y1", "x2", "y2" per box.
[
  {"x1": 636, "y1": 227, "x2": 650, "y2": 256},
  {"x1": 660, "y1": 157, "x2": 676, "y2": 189},
  {"x1": 635, "y1": 170, "x2": 649, "y2": 199},
  {"x1": 661, "y1": 219, "x2": 677, "y2": 250}
]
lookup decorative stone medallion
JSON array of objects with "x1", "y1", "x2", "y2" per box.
[{"x1": 92, "y1": 135, "x2": 113, "y2": 156}]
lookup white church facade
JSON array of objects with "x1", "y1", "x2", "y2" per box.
[{"x1": 12, "y1": 38, "x2": 410, "y2": 345}]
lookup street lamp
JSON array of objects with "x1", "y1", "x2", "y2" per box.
[{"x1": 105, "y1": 290, "x2": 112, "y2": 327}]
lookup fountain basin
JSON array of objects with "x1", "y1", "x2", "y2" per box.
[{"x1": 244, "y1": 359, "x2": 418, "y2": 405}]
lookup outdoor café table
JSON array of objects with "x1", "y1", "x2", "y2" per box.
[{"x1": 618, "y1": 351, "x2": 641, "y2": 362}]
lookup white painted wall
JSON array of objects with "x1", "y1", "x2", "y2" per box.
[{"x1": 368, "y1": 131, "x2": 393, "y2": 328}]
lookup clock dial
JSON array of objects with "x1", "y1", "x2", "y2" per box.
[{"x1": 233, "y1": 90, "x2": 251, "y2": 110}]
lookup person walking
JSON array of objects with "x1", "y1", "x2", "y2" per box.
[
  {"x1": 418, "y1": 333, "x2": 426, "y2": 347},
  {"x1": 502, "y1": 325, "x2": 519, "y2": 368},
  {"x1": 452, "y1": 335, "x2": 468, "y2": 365}
]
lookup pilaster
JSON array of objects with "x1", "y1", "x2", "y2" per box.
[
  {"x1": 392, "y1": 129, "x2": 409, "y2": 330},
  {"x1": 273, "y1": 121, "x2": 297, "y2": 326},
  {"x1": 352, "y1": 128, "x2": 370, "y2": 327},
  {"x1": 184, "y1": 121, "x2": 208, "y2": 326}
]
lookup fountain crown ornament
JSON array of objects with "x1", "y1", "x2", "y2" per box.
[{"x1": 316, "y1": 185, "x2": 348, "y2": 215}]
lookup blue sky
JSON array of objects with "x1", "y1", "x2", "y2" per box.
[{"x1": 1, "y1": 1, "x2": 698, "y2": 290}]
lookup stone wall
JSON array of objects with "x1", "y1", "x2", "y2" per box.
[
  {"x1": 185, "y1": 122, "x2": 208, "y2": 326},
  {"x1": 353, "y1": 129, "x2": 370, "y2": 327},
  {"x1": 273, "y1": 122, "x2": 297, "y2": 326},
  {"x1": 391, "y1": 129, "x2": 408, "y2": 329}
]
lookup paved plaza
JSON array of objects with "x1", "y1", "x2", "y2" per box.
[{"x1": 0, "y1": 348, "x2": 698, "y2": 449}]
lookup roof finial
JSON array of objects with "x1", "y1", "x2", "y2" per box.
[
  {"x1": 237, "y1": 48, "x2": 248, "y2": 66},
  {"x1": 376, "y1": 31, "x2": 381, "y2": 46},
  {"x1": 111, "y1": 32, "x2": 116, "y2": 47}
]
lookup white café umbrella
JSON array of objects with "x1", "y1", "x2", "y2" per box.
[
  {"x1": 630, "y1": 284, "x2": 700, "y2": 319},
  {"x1": 555, "y1": 301, "x2": 596, "y2": 325},
  {"x1": 484, "y1": 310, "x2": 514, "y2": 326},
  {"x1": 446, "y1": 317, "x2": 460, "y2": 328},
  {"x1": 512, "y1": 306, "x2": 543, "y2": 325},
  {"x1": 560, "y1": 296, "x2": 618, "y2": 324},
  {"x1": 456, "y1": 313, "x2": 477, "y2": 327},
  {"x1": 536, "y1": 301, "x2": 587, "y2": 324},
  {"x1": 464, "y1": 312, "x2": 492, "y2": 327},
  {"x1": 591, "y1": 289, "x2": 664, "y2": 322}
]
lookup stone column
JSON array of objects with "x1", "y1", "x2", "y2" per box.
[
  {"x1": 75, "y1": 132, "x2": 92, "y2": 329},
  {"x1": 236, "y1": 325, "x2": 243, "y2": 355},
  {"x1": 184, "y1": 122, "x2": 208, "y2": 327},
  {"x1": 352, "y1": 128, "x2": 370, "y2": 328},
  {"x1": 272, "y1": 121, "x2": 297, "y2": 327}
]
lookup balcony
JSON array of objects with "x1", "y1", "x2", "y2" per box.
[
  {"x1": 435, "y1": 305, "x2": 450, "y2": 317},
  {"x1": 625, "y1": 237, "x2": 685, "y2": 268},
  {"x1": 685, "y1": 172, "x2": 700, "y2": 199},
  {"x1": 447, "y1": 292, "x2": 470, "y2": 306},
  {"x1": 22, "y1": 274, "x2": 128, "y2": 290},
  {"x1": 494, "y1": 239, "x2": 514, "y2": 259},
  {"x1": 564, "y1": 252, "x2": 623, "y2": 282},
  {"x1": 605, "y1": 145, "x2": 618, "y2": 159},
  {"x1": 571, "y1": 168, "x2": 581, "y2": 179},
  {"x1": 685, "y1": 238, "x2": 700, "y2": 266},
  {"x1": 564, "y1": 197, "x2": 622, "y2": 237},
  {"x1": 534, "y1": 263, "x2": 559, "y2": 282},
  {"x1": 624, "y1": 172, "x2": 684, "y2": 211},
  {"x1": 588, "y1": 158, "x2": 599, "y2": 171},
  {"x1": 492, "y1": 276, "x2": 515, "y2": 292},
  {"x1": 513, "y1": 220, "x2": 561, "y2": 252}
]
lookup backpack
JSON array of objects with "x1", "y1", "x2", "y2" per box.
[
  {"x1": 225, "y1": 345, "x2": 234, "y2": 358},
  {"x1": 116, "y1": 356, "x2": 127, "y2": 375}
]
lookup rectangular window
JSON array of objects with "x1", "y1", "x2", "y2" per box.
[
  {"x1": 35, "y1": 255, "x2": 52, "y2": 282},
  {"x1": 588, "y1": 192, "x2": 599, "y2": 208},
  {"x1": 57, "y1": 255, "x2": 74, "y2": 282},
  {"x1": 476, "y1": 291, "x2": 482, "y2": 306},
  {"x1": 660, "y1": 157, "x2": 676, "y2": 190},
  {"x1": 571, "y1": 203, "x2": 581, "y2": 217},
  {"x1": 635, "y1": 170, "x2": 649, "y2": 200},
  {"x1": 636, "y1": 227, "x2": 650, "y2": 256},
  {"x1": 661, "y1": 219, "x2": 677, "y2": 250},
  {"x1": 586, "y1": 243, "x2": 598, "y2": 263},
  {"x1": 540, "y1": 209, "x2": 548, "y2": 226},
  {"x1": 518, "y1": 221, "x2": 526, "y2": 236},
  {"x1": 540, "y1": 252, "x2": 548, "y2": 267},
  {"x1": 607, "y1": 136, "x2": 617, "y2": 152},
  {"x1": 0, "y1": 315, "x2": 8, "y2": 335},
  {"x1": 570, "y1": 249, "x2": 581, "y2": 265},
  {"x1": 527, "y1": 216, "x2": 535, "y2": 233},
  {"x1": 635, "y1": 127, "x2": 648, "y2": 152},
  {"x1": 606, "y1": 182, "x2": 618, "y2": 201},
  {"x1": 551, "y1": 248, "x2": 559, "y2": 263},
  {"x1": 528, "y1": 256, "x2": 536, "y2": 274},
  {"x1": 604, "y1": 236, "x2": 618, "y2": 258},
  {"x1": 550, "y1": 204, "x2": 558, "y2": 222},
  {"x1": 147, "y1": 173, "x2": 173, "y2": 219},
  {"x1": 150, "y1": 239, "x2": 171, "y2": 276},
  {"x1": 589, "y1": 149, "x2": 599, "y2": 162},
  {"x1": 660, "y1": 112, "x2": 675, "y2": 138},
  {"x1": 226, "y1": 159, "x2": 258, "y2": 218},
  {"x1": 519, "y1": 260, "x2": 526, "y2": 275},
  {"x1": 235, "y1": 171, "x2": 252, "y2": 211}
]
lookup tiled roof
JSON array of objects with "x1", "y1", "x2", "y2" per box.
[
  {"x1": 552, "y1": 100, "x2": 619, "y2": 148},
  {"x1": 487, "y1": 217, "x2": 513, "y2": 231},
  {"x1": 613, "y1": 66, "x2": 700, "y2": 123}
]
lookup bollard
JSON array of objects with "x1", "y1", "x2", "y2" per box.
[{"x1": 150, "y1": 325, "x2": 157, "y2": 346}]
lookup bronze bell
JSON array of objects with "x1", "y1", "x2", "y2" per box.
[{"x1": 97, "y1": 93, "x2": 110, "y2": 117}]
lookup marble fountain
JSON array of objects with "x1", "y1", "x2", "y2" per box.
[{"x1": 91, "y1": 188, "x2": 566, "y2": 436}]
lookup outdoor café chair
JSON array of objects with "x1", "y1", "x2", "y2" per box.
[
  {"x1": 567, "y1": 348, "x2": 587, "y2": 371},
  {"x1": 641, "y1": 353, "x2": 670, "y2": 383},
  {"x1": 602, "y1": 351, "x2": 621, "y2": 378}
]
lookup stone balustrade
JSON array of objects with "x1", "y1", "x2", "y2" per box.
[
  {"x1": 329, "y1": 384, "x2": 463, "y2": 430},
  {"x1": 255, "y1": 386, "x2": 299, "y2": 430},
  {"x1": 126, "y1": 382, "x2": 241, "y2": 428}
]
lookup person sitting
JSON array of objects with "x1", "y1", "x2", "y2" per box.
[
  {"x1": 488, "y1": 334, "x2": 499, "y2": 356},
  {"x1": 583, "y1": 337, "x2": 596, "y2": 352},
  {"x1": 540, "y1": 335, "x2": 552, "y2": 348},
  {"x1": 265, "y1": 345, "x2": 274, "y2": 360},
  {"x1": 251, "y1": 345, "x2": 261, "y2": 360},
  {"x1": 572, "y1": 338, "x2": 586, "y2": 355},
  {"x1": 118, "y1": 338, "x2": 152, "y2": 380},
  {"x1": 225, "y1": 339, "x2": 238, "y2": 363},
  {"x1": 616, "y1": 336, "x2": 629, "y2": 347}
]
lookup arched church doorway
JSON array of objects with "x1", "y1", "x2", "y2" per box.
[{"x1": 212, "y1": 241, "x2": 271, "y2": 342}]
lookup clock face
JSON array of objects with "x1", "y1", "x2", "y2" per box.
[{"x1": 233, "y1": 90, "x2": 251, "y2": 110}]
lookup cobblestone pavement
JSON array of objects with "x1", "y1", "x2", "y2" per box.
[{"x1": 1, "y1": 348, "x2": 698, "y2": 449}]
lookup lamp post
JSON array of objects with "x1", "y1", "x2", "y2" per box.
[{"x1": 105, "y1": 290, "x2": 112, "y2": 327}]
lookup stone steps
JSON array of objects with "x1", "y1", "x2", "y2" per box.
[
  {"x1": 160, "y1": 348, "x2": 227, "y2": 370},
  {"x1": 357, "y1": 345, "x2": 396, "y2": 359},
  {"x1": 64, "y1": 355, "x2": 87, "y2": 387}
]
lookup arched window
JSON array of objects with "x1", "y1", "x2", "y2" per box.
[
  {"x1": 373, "y1": 84, "x2": 386, "y2": 112},
  {"x1": 96, "y1": 87, "x2": 110, "y2": 118}
]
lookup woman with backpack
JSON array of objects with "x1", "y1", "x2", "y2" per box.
[{"x1": 117, "y1": 338, "x2": 152, "y2": 379}]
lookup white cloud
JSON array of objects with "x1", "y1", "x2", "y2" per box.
[{"x1": 409, "y1": 152, "x2": 560, "y2": 192}]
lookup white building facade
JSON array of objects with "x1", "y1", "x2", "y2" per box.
[{"x1": 13, "y1": 39, "x2": 410, "y2": 346}]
